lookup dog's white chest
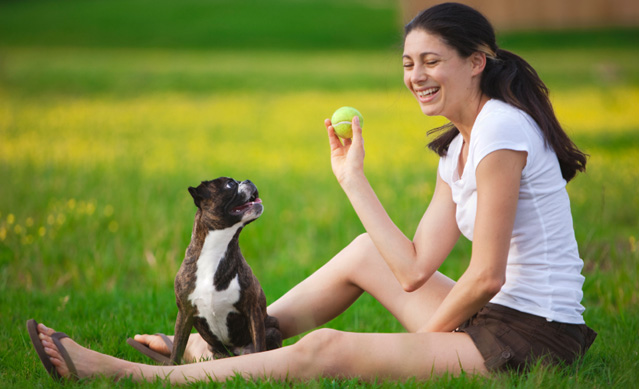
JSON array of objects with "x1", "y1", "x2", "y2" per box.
[{"x1": 188, "y1": 224, "x2": 242, "y2": 345}]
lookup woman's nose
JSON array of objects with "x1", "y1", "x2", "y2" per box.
[{"x1": 411, "y1": 65, "x2": 428, "y2": 84}]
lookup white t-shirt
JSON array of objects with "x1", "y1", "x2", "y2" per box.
[{"x1": 438, "y1": 99, "x2": 586, "y2": 324}]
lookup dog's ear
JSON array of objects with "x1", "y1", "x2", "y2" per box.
[{"x1": 188, "y1": 186, "x2": 203, "y2": 208}]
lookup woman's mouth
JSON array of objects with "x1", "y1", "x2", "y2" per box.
[{"x1": 415, "y1": 87, "x2": 440, "y2": 101}]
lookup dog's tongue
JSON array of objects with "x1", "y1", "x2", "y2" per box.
[{"x1": 232, "y1": 198, "x2": 262, "y2": 213}]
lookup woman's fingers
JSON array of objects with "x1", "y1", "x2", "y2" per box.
[
  {"x1": 326, "y1": 118, "x2": 352, "y2": 151},
  {"x1": 325, "y1": 118, "x2": 342, "y2": 151},
  {"x1": 350, "y1": 116, "x2": 363, "y2": 147}
]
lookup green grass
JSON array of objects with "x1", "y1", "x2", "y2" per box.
[
  {"x1": 0, "y1": 0, "x2": 402, "y2": 51},
  {"x1": 1, "y1": 0, "x2": 638, "y2": 387}
]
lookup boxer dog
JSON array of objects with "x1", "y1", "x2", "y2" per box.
[{"x1": 167, "y1": 178, "x2": 281, "y2": 364}]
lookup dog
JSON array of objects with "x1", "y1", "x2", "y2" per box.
[{"x1": 170, "y1": 177, "x2": 282, "y2": 364}]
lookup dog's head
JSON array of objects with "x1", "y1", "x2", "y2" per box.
[{"x1": 188, "y1": 177, "x2": 263, "y2": 230}]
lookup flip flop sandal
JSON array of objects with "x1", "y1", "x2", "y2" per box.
[
  {"x1": 126, "y1": 334, "x2": 174, "y2": 365},
  {"x1": 51, "y1": 332, "x2": 79, "y2": 380},
  {"x1": 26, "y1": 319, "x2": 78, "y2": 381},
  {"x1": 27, "y1": 319, "x2": 58, "y2": 379}
]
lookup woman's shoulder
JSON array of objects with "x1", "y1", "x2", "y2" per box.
[
  {"x1": 473, "y1": 99, "x2": 542, "y2": 143},
  {"x1": 470, "y1": 99, "x2": 546, "y2": 170},
  {"x1": 477, "y1": 99, "x2": 536, "y2": 128}
]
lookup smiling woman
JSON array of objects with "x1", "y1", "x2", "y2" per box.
[{"x1": 403, "y1": 3, "x2": 587, "y2": 183}]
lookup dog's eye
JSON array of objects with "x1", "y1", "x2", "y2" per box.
[{"x1": 225, "y1": 181, "x2": 236, "y2": 190}]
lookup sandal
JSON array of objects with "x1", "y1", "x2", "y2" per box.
[
  {"x1": 27, "y1": 319, "x2": 78, "y2": 381},
  {"x1": 126, "y1": 333, "x2": 174, "y2": 365}
]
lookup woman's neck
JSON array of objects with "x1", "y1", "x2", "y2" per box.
[{"x1": 451, "y1": 93, "x2": 490, "y2": 143}]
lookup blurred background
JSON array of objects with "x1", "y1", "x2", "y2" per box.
[
  {"x1": 1, "y1": 1, "x2": 638, "y2": 385},
  {"x1": 400, "y1": 0, "x2": 639, "y2": 30}
]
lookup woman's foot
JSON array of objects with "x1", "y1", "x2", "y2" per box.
[
  {"x1": 35, "y1": 322, "x2": 128, "y2": 380},
  {"x1": 132, "y1": 333, "x2": 213, "y2": 363}
]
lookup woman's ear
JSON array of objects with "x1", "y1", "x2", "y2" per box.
[{"x1": 470, "y1": 51, "x2": 487, "y2": 76}]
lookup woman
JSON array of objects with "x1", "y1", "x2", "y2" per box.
[{"x1": 29, "y1": 2, "x2": 596, "y2": 383}]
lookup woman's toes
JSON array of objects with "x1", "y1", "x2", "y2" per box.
[
  {"x1": 134, "y1": 334, "x2": 170, "y2": 355},
  {"x1": 38, "y1": 323, "x2": 55, "y2": 336},
  {"x1": 48, "y1": 354, "x2": 70, "y2": 376},
  {"x1": 42, "y1": 341, "x2": 62, "y2": 362}
]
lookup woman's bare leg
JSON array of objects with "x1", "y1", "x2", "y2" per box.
[
  {"x1": 38, "y1": 323, "x2": 487, "y2": 384},
  {"x1": 134, "y1": 233, "x2": 456, "y2": 357},
  {"x1": 269, "y1": 233, "x2": 456, "y2": 336}
]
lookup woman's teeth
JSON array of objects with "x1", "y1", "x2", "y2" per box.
[{"x1": 417, "y1": 87, "x2": 439, "y2": 97}]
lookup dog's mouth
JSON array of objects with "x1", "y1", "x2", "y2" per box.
[{"x1": 230, "y1": 192, "x2": 262, "y2": 215}]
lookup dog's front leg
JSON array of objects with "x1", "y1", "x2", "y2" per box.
[{"x1": 170, "y1": 309, "x2": 194, "y2": 365}]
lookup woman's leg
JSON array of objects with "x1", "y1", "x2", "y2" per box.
[
  {"x1": 134, "y1": 233, "x2": 456, "y2": 356},
  {"x1": 38, "y1": 323, "x2": 487, "y2": 383},
  {"x1": 269, "y1": 233, "x2": 456, "y2": 336}
]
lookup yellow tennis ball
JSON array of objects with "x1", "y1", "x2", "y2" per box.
[{"x1": 331, "y1": 106, "x2": 363, "y2": 139}]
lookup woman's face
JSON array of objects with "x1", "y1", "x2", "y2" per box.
[{"x1": 403, "y1": 29, "x2": 482, "y2": 122}]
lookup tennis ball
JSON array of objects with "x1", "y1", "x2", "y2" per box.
[{"x1": 331, "y1": 106, "x2": 363, "y2": 139}]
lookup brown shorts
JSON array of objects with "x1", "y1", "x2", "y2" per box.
[{"x1": 455, "y1": 303, "x2": 597, "y2": 372}]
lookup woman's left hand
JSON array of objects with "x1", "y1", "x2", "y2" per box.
[{"x1": 325, "y1": 115, "x2": 365, "y2": 187}]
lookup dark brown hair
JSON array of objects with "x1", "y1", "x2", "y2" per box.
[{"x1": 405, "y1": 2, "x2": 587, "y2": 182}]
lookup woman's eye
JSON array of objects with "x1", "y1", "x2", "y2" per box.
[
  {"x1": 403, "y1": 63, "x2": 413, "y2": 68},
  {"x1": 426, "y1": 60, "x2": 439, "y2": 66}
]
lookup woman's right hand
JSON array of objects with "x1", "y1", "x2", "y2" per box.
[{"x1": 325, "y1": 116, "x2": 366, "y2": 188}]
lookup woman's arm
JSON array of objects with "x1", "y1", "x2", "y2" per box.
[
  {"x1": 325, "y1": 117, "x2": 461, "y2": 292},
  {"x1": 418, "y1": 149, "x2": 527, "y2": 332}
]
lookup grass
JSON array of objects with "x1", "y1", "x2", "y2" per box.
[{"x1": 1, "y1": 0, "x2": 638, "y2": 387}]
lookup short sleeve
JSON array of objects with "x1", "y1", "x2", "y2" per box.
[{"x1": 470, "y1": 108, "x2": 535, "y2": 174}]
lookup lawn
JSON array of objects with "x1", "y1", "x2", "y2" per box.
[{"x1": 1, "y1": 0, "x2": 638, "y2": 387}]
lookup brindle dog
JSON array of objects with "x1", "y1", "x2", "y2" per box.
[{"x1": 170, "y1": 178, "x2": 281, "y2": 364}]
